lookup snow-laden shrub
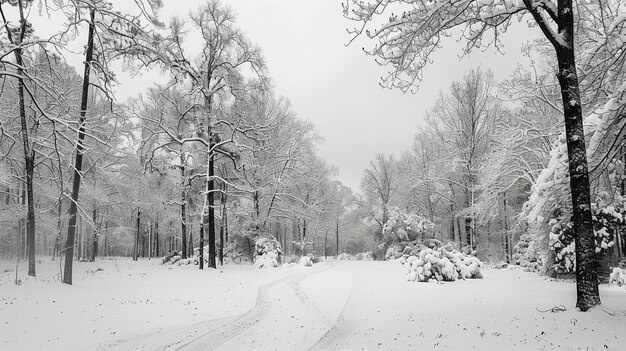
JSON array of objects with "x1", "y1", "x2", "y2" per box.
[
  {"x1": 356, "y1": 251, "x2": 374, "y2": 261},
  {"x1": 382, "y1": 207, "x2": 436, "y2": 243},
  {"x1": 609, "y1": 267, "x2": 625, "y2": 286},
  {"x1": 177, "y1": 258, "x2": 193, "y2": 266},
  {"x1": 299, "y1": 256, "x2": 313, "y2": 267},
  {"x1": 402, "y1": 247, "x2": 483, "y2": 282},
  {"x1": 512, "y1": 224, "x2": 546, "y2": 272},
  {"x1": 253, "y1": 236, "x2": 282, "y2": 269},
  {"x1": 254, "y1": 251, "x2": 279, "y2": 269},
  {"x1": 549, "y1": 202, "x2": 624, "y2": 273},
  {"x1": 255, "y1": 236, "x2": 282, "y2": 258},
  {"x1": 385, "y1": 241, "x2": 428, "y2": 260},
  {"x1": 161, "y1": 252, "x2": 179, "y2": 265},
  {"x1": 337, "y1": 252, "x2": 355, "y2": 260}
]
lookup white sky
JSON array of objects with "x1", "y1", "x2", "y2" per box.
[
  {"x1": 25, "y1": 0, "x2": 541, "y2": 192},
  {"x1": 208, "y1": 0, "x2": 539, "y2": 192}
]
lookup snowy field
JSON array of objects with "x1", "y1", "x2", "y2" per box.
[{"x1": 1, "y1": 258, "x2": 626, "y2": 351}]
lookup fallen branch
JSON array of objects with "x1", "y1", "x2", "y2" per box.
[{"x1": 536, "y1": 305, "x2": 567, "y2": 313}]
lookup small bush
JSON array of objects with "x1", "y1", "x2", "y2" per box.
[
  {"x1": 609, "y1": 267, "x2": 625, "y2": 286},
  {"x1": 253, "y1": 236, "x2": 283, "y2": 269},
  {"x1": 401, "y1": 246, "x2": 483, "y2": 282},
  {"x1": 337, "y1": 253, "x2": 355, "y2": 260}
]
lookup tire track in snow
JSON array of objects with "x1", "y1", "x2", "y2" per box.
[
  {"x1": 309, "y1": 267, "x2": 366, "y2": 350},
  {"x1": 96, "y1": 315, "x2": 238, "y2": 351},
  {"x1": 176, "y1": 262, "x2": 333, "y2": 351},
  {"x1": 97, "y1": 265, "x2": 319, "y2": 351}
]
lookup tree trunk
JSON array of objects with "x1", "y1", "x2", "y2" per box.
[
  {"x1": 549, "y1": 0, "x2": 600, "y2": 311},
  {"x1": 189, "y1": 227, "x2": 194, "y2": 258},
  {"x1": 219, "y1": 223, "x2": 224, "y2": 266},
  {"x1": 207, "y1": 149, "x2": 216, "y2": 269},
  {"x1": 219, "y1": 182, "x2": 228, "y2": 266},
  {"x1": 336, "y1": 213, "x2": 340, "y2": 255},
  {"x1": 224, "y1": 199, "x2": 229, "y2": 243},
  {"x1": 74, "y1": 216, "x2": 79, "y2": 260},
  {"x1": 134, "y1": 209, "x2": 140, "y2": 261},
  {"x1": 503, "y1": 193, "x2": 511, "y2": 263},
  {"x1": 155, "y1": 220, "x2": 159, "y2": 257},
  {"x1": 62, "y1": 7, "x2": 95, "y2": 284},
  {"x1": 180, "y1": 163, "x2": 188, "y2": 259},
  {"x1": 17, "y1": 185, "x2": 24, "y2": 259},
  {"x1": 103, "y1": 220, "x2": 108, "y2": 257},
  {"x1": 5, "y1": 0, "x2": 37, "y2": 277},
  {"x1": 616, "y1": 146, "x2": 626, "y2": 259},
  {"x1": 556, "y1": 54, "x2": 601, "y2": 310},
  {"x1": 464, "y1": 217, "x2": 472, "y2": 247},
  {"x1": 324, "y1": 231, "x2": 328, "y2": 259},
  {"x1": 17, "y1": 57, "x2": 35, "y2": 274},
  {"x1": 199, "y1": 223, "x2": 204, "y2": 270}
]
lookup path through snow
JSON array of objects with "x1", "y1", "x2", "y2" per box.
[{"x1": 2, "y1": 258, "x2": 626, "y2": 350}]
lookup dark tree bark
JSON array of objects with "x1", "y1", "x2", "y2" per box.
[
  {"x1": 133, "y1": 209, "x2": 140, "y2": 261},
  {"x1": 62, "y1": 7, "x2": 95, "y2": 284},
  {"x1": 324, "y1": 230, "x2": 328, "y2": 259},
  {"x1": 224, "y1": 199, "x2": 228, "y2": 243},
  {"x1": 1, "y1": 0, "x2": 37, "y2": 276},
  {"x1": 219, "y1": 223, "x2": 224, "y2": 266},
  {"x1": 219, "y1": 183, "x2": 226, "y2": 266},
  {"x1": 103, "y1": 220, "x2": 108, "y2": 257},
  {"x1": 189, "y1": 228, "x2": 194, "y2": 258},
  {"x1": 502, "y1": 193, "x2": 511, "y2": 263},
  {"x1": 20, "y1": 185, "x2": 25, "y2": 259},
  {"x1": 199, "y1": 223, "x2": 204, "y2": 270},
  {"x1": 336, "y1": 213, "x2": 340, "y2": 255},
  {"x1": 155, "y1": 220, "x2": 160, "y2": 257},
  {"x1": 207, "y1": 149, "x2": 216, "y2": 269},
  {"x1": 180, "y1": 162, "x2": 188, "y2": 259},
  {"x1": 523, "y1": 0, "x2": 600, "y2": 311}
]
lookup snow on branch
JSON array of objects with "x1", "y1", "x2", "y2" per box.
[{"x1": 344, "y1": 0, "x2": 533, "y2": 91}]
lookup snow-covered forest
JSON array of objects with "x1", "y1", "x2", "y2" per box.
[{"x1": 1, "y1": 0, "x2": 626, "y2": 350}]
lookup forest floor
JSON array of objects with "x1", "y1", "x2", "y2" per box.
[{"x1": 1, "y1": 257, "x2": 626, "y2": 350}]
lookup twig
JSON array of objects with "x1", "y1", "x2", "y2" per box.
[
  {"x1": 601, "y1": 308, "x2": 615, "y2": 316},
  {"x1": 536, "y1": 305, "x2": 567, "y2": 313}
]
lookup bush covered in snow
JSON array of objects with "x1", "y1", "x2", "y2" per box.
[
  {"x1": 549, "y1": 202, "x2": 624, "y2": 273},
  {"x1": 609, "y1": 266, "x2": 626, "y2": 286},
  {"x1": 385, "y1": 239, "x2": 444, "y2": 260},
  {"x1": 356, "y1": 251, "x2": 374, "y2": 261},
  {"x1": 299, "y1": 256, "x2": 313, "y2": 267},
  {"x1": 337, "y1": 251, "x2": 374, "y2": 261},
  {"x1": 512, "y1": 232, "x2": 542, "y2": 271},
  {"x1": 337, "y1": 252, "x2": 355, "y2": 260},
  {"x1": 254, "y1": 251, "x2": 280, "y2": 268},
  {"x1": 253, "y1": 236, "x2": 283, "y2": 269},
  {"x1": 401, "y1": 245, "x2": 483, "y2": 282},
  {"x1": 382, "y1": 207, "x2": 436, "y2": 244}
]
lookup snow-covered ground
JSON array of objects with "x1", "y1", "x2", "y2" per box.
[{"x1": 1, "y1": 257, "x2": 625, "y2": 350}]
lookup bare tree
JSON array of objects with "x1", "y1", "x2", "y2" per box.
[{"x1": 361, "y1": 153, "x2": 398, "y2": 240}]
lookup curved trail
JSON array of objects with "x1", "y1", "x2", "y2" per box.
[
  {"x1": 100, "y1": 261, "x2": 350, "y2": 351},
  {"x1": 178, "y1": 262, "x2": 334, "y2": 350}
]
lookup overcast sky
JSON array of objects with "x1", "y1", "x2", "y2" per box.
[
  {"x1": 210, "y1": 0, "x2": 540, "y2": 191},
  {"x1": 41, "y1": 0, "x2": 539, "y2": 192}
]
